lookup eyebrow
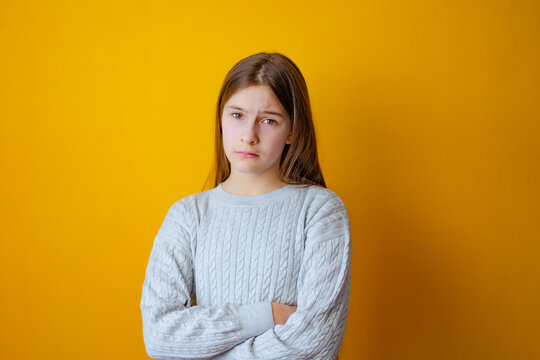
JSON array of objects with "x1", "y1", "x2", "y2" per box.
[{"x1": 225, "y1": 105, "x2": 285, "y2": 117}]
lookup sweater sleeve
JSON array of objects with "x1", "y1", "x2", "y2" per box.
[
  {"x1": 211, "y1": 192, "x2": 353, "y2": 360},
  {"x1": 140, "y1": 200, "x2": 275, "y2": 360}
]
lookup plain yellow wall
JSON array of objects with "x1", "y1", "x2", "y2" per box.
[{"x1": 1, "y1": 0, "x2": 538, "y2": 359}]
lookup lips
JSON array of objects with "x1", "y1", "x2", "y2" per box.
[{"x1": 236, "y1": 151, "x2": 259, "y2": 158}]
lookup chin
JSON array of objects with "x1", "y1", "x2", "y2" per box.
[
  {"x1": 232, "y1": 164, "x2": 267, "y2": 174},
  {"x1": 234, "y1": 168, "x2": 261, "y2": 175}
]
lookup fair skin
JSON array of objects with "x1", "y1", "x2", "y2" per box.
[
  {"x1": 220, "y1": 84, "x2": 292, "y2": 196},
  {"x1": 220, "y1": 84, "x2": 298, "y2": 324},
  {"x1": 271, "y1": 302, "x2": 298, "y2": 325}
]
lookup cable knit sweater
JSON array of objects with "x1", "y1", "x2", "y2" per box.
[{"x1": 140, "y1": 182, "x2": 352, "y2": 360}]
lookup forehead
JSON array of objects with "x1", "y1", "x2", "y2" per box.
[{"x1": 224, "y1": 85, "x2": 283, "y2": 110}]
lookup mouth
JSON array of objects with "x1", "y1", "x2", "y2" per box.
[{"x1": 236, "y1": 151, "x2": 259, "y2": 158}]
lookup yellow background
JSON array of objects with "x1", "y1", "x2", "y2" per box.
[{"x1": 1, "y1": 1, "x2": 539, "y2": 359}]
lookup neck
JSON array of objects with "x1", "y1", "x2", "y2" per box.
[{"x1": 221, "y1": 172, "x2": 287, "y2": 196}]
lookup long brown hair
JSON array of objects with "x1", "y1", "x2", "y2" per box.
[{"x1": 203, "y1": 52, "x2": 326, "y2": 190}]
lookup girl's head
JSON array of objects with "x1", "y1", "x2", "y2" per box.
[{"x1": 206, "y1": 52, "x2": 326, "y2": 189}]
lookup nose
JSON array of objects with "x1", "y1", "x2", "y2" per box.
[
  {"x1": 241, "y1": 121, "x2": 259, "y2": 144},
  {"x1": 241, "y1": 135, "x2": 258, "y2": 144}
]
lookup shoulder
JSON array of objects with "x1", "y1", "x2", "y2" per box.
[
  {"x1": 304, "y1": 185, "x2": 346, "y2": 205},
  {"x1": 301, "y1": 185, "x2": 349, "y2": 231},
  {"x1": 303, "y1": 185, "x2": 348, "y2": 216},
  {"x1": 172, "y1": 189, "x2": 209, "y2": 209},
  {"x1": 165, "y1": 187, "x2": 215, "y2": 225}
]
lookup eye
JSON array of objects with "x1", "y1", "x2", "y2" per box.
[
  {"x1": 263, "y1": 119, "x2": 277, "y2": 125},
  {"x1": 231, "y1": 112, "x2": 242, "y2": 119}
]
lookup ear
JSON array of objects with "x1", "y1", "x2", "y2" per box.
[{"x1": 286, "y1": 132, "x2": 293, "y2": 145}]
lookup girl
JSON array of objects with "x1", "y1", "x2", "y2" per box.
[{"x1": 140, "y1": 52, "x2": 352, "y2": 359}]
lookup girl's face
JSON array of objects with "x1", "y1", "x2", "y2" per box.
[{"x1": 221, "y1": 84, "x2": 292, "y2": 180}]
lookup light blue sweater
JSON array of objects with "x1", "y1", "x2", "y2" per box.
[{"x1": 140, "y1": 182, "x2": 352, "y2": 359}]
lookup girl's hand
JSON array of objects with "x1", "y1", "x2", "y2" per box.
[{"x1": 271, "y1": 302, "x2": 297, "y2": 325}]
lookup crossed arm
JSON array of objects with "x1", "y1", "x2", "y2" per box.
[{"x1": 140, "y1": 197, "x2": 352, "y2": 360}]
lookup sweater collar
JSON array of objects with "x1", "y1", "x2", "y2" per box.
[{"x1": 212, "y1": 182, "x2": 300, "y2": 205}]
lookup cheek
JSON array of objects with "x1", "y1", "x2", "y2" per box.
[
  {"x1": 270, "y1": 130, "x2": 291, "y2": 146},
  {"x1": 221, "y1": 125, "x2": 237, "y2": 150}
]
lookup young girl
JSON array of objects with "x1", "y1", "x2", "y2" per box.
[{"x1": 140, "y1": 52, "x2": 352, "y2": 360}]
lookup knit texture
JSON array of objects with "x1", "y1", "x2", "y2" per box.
[{"x1": 140, "y1": 182, "x2": 352, "y2": 359}]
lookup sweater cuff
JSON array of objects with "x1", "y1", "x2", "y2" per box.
[{"x1": 235, "y1": 301, "x2": 274, "y2": 340}]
